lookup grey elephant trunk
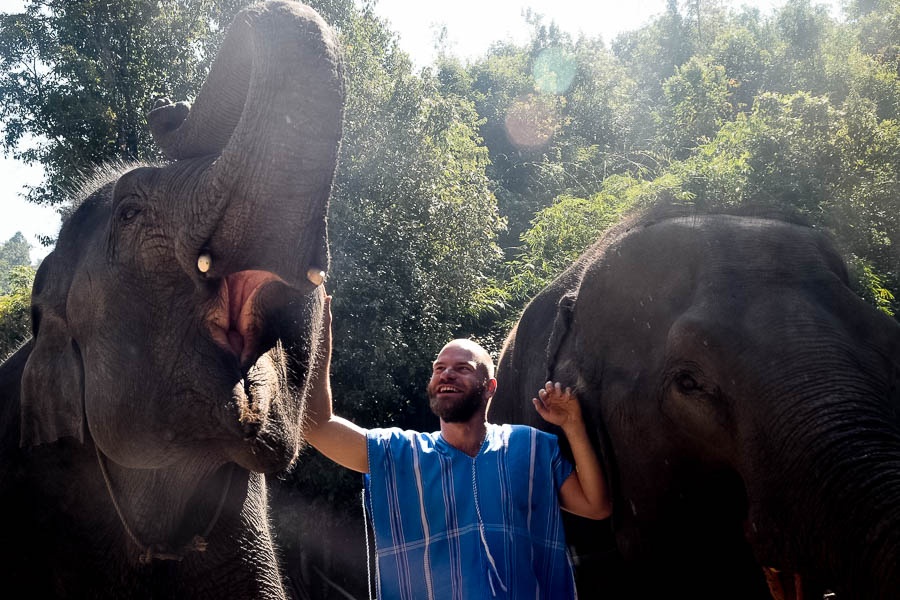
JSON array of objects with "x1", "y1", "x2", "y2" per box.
[
  {"x1": 748, "y1": 405, "x2": 900, "y2": 599},
  {"x1": 148, "y1": 0, "x2": 343, "y2": 288}
]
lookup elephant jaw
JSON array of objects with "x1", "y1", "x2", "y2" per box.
[{"x1": 207, "y1": 270, "x2": 283, "y2": 367}]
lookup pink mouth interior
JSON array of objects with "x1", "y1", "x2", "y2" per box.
[{"x1": 208, "y1": 270, "x2": 283, "y2": 364}]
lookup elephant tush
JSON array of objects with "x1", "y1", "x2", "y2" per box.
[
  {"x1": 0, "y1": 2, "x2": 343, "y2": 598},
  {"x1": 488, "y1": 207, "x2": 900, "y2": 600}
]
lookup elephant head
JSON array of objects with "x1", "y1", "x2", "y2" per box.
[
  {"x1": 489, "y1": 208, "x2": 900, "y2": 599},
  {"x1": 0, "y1": 2, "x2": 343, "y2": 597}
]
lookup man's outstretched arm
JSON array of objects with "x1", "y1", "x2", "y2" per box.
[
  {"x1": 533, "y1": 381, "x2": 612, "y2": 520},
  {"x1": 304, "y1": 294, "x2": 370, "y2": 474}
]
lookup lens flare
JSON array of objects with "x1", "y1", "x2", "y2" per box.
[
  {"x1": 504, "y1": 94, "x2": 559, "y2": 149},
  {"x1": 533, "y1": 47, "x2": 576, "y2": 95}
]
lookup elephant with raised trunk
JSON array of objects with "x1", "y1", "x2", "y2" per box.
[
  {"x1": 489, "y1": 207, "x2": 900, "y2": 599},
  {"x1": 0, "y1": 2, "x2": 342, "y2": 598}
]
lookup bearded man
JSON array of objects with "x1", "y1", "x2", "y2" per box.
[{"x1": 305, "y1": 295, "x2": 610, "y2": 599}]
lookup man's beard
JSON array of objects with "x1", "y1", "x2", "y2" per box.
[{"x1": 428, "y1": 383, "x2": 484, "y2": 423}]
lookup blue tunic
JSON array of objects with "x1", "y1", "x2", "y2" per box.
[{"x1": 365, "y1": 423, "x2": 576, "y2": 599}]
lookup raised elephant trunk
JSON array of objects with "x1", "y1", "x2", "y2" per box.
[{"x1": 148, "y1": 0, "x2": 343, "y2": 288}]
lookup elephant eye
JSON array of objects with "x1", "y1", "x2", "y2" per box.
[
  {"x1": 118, "y1": 204, "x2": 142, "y2": 224},
  {"x1": 674, "y1": 372, "x2": 700, "y2": 393}
]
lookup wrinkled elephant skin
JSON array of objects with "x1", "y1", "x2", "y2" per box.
[
  {"x1": 0, "y1": 2, "x2": 343, "y2": 598},
  {"x1": 489, "y1": 209, "x2": 900, "y2": 600}
]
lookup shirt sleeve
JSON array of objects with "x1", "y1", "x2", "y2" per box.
[{"x1": 365, "y1": 427, "x2": 405, "y2": 474}]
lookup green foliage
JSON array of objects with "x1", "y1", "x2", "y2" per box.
[
  {"x1": 0, "y1": 264, "x2": 35, "y2": 359},
  {"x1": 0, "y1": 231, "x2": 31, "y2": 293},
  {"x1": 851, "y1": 258, "x2": 896, "y2": 316},
  {"x1": 613, "y1": 0, "x2": 695, "y2": 98},
  {"x1": 709, "y1": 19, "x2": 769, "y2": 112},
  {"x1": 849, "y1": 0, "x2": 900, "y2": 70},
  {"x1": 454, "y1": 25, "x2": 642, "y2": 250},
  {"x1": 662, "y1": 56, "x2": 734, "y2": 155}
]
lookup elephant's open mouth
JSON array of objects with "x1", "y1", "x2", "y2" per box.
[
  {"x1": 207, "y1": 270, "x2": 285, "y2": 367},
  {"x1": 206, "y1": 271, "x2": 314, "y2": 442}
]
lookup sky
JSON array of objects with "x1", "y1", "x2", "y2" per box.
[{"x1": 0, "y1": 0, "x2": 842, "y2": 262}]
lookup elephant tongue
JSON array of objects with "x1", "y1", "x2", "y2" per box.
[{"x1": 209, "y1": 270, "x2": 282, "y2": 363}]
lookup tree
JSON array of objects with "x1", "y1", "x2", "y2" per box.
[
  {"x1": 450, "y1": 40, "x2": 543, "y2": 248},
  {"x1": 612, "y1": 0, "x2": 695, "y2": 102},
  {"x1": 0, "y1": 0, "x2": 248, "y2": 208},
  {"x1": 709, "y1": 16, "x2": 770, "y2": 113},
  {"x1": 662, "y1": 56, "x2": 734, "y2": 156},
  {"x1": 0, "y1": 264, "x2": 34, "y2": 359},
  {"x1": 447, "y1": 19, "x2": 644, "y2": 254},
  {"x1": 768, "y1": 0, "x2": 833, "y2": 95},
  {"x1": 0, "y1": 231, "x2": 31, "y2": 293},
  {"x1": 848, "y1": 0, "x2": 900, "y2": 70}
]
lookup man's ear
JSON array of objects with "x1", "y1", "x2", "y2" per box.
[
  {"x1": 20, "y1": 254, "x2": 85, "y2": 447},
  {"x1": 485, "y1": 377, "x2": 498, "y2": 398}
]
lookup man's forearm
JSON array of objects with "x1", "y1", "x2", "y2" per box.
[
  {"x1": 304, "y1": 362, "x2": 370, "y2": 473},
  {"x1": 302, "y1": 295, "x2": 369, "y2": 473},
  {"x1": 304, "y1": 341, "x2": 334, "y2": 432},
  {"x1": 562, "y1": 419, "x2": 612, "y2": 519}
]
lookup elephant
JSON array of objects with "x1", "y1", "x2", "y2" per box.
[
  {"x1": 488, "y1": 206, "x2": 900, "y2": 600},
  {"x1": 0, "y1": 2, "x2": 343, "y2": 598}
]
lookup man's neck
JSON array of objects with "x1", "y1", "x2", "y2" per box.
[{"x1": 440, "y1": 413, "x2": 487, "y2": 458}]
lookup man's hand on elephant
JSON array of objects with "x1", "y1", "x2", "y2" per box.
[{"x1": 532, "y1": 381, "x2": 582, "y2": 430}]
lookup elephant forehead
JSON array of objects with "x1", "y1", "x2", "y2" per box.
[
  {"x1": 601, "y1": 217, "x2": 842, "y2": 295},
  {"x1": 677, "y1": 217, "x2": 840, "y2": 277}
]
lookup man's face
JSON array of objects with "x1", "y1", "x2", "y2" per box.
[{"x1": 427, "y1": 344, "x2": 489, "y2": 423}]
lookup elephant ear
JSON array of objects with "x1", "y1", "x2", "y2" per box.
[
  {"x1": 545, "y1": 292, "x2": 576, "y2": 382},
  {"x1": 20, "y1": 252, "x2": 85, "y2": 446}
]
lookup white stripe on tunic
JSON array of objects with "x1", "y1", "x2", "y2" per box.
[{"x1": 411, "y1": 440, "x2": 435, "y2": 600}]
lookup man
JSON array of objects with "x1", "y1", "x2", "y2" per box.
[{"x1": 305, "y1": 295, "x2": 611, "y2": 599}]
